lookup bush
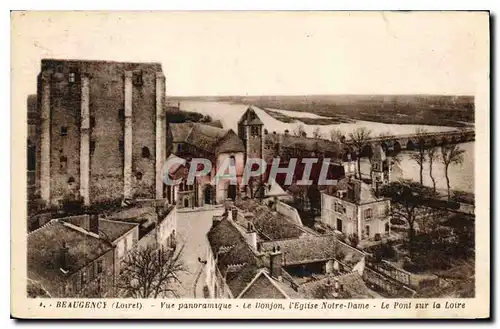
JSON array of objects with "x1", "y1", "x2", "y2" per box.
[
  {"x1": 391, "y1": 217, "x2": 405, "y2": 225},
  {"x1": 374, "y1": 233, "x2": 382, "y2": 241},
  {"x1": 373, "y1": 242, "x2": 397, "y2": 262},
  {"x1": 347, "y1": 233, "x2": 359, "y2": 248}
]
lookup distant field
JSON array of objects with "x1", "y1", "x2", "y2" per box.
[{"x1": 170, "y1": 95, "x2": 474, "y2": 127}]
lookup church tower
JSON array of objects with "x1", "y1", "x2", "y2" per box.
[{"x1": 237, "y1": 107, "x2": 264, "y2": 197}]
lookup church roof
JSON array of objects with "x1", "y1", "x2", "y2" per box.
[
  {"x1": 169, "y1": 122, "x2": 244, "y2": 154},
  {"x1": 238, "y1": 106, "x2": 264, "y2": 126}
]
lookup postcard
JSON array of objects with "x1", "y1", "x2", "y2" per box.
[{"x1": 11, "y1": 11, "x2": 490, "y2": 319}]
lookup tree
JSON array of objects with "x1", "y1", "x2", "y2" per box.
[
  {"x1": 293, "y1": 124, "x2": 306, "y2": 137},
  {"x1": 312, "y1": 127, "x2": 323, "y2": 139},
  {"x1": 330, "y1": 128, "x2": 345, "y2": 144},
  {"x1": 440, "y1": 144, "x2": 465, "y2": 200},
  {"x1": 425, "y1": 146, "x2": 438, "y2": 192},
  {"x1": 379, "y1": 180, "x2": 437, "y2": 257},
  {"x1": 409, "y1": 128, "x2": 427, "y2": 185},
  {"x1": 116, "y1": 244, "x2": 186, "y2": 298},
  {"x1": 348, "y1": 127, "x2": 372, "y2": 180}
]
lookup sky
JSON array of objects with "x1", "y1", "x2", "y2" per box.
[{"x1": 11, "y1": 11, "x2": 488, "y2": 98}]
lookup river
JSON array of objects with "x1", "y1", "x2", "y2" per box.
[{"x1": 360, "y1": 142, "x2": 474, "y2": 193}]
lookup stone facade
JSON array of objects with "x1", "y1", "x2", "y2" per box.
[{"x1": 35, "y1": 59, "x2": 166, "y2": 207}]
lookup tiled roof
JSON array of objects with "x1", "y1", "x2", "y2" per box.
[
  {"x1": 300, "y1": 272, "x2": 379, "y2": 299},
  {"x1": 238, "y1": 107, "x2": 264, "y2": 126},
  {"x1": 216, "y1": 130, "x2": 245, "y2": 154},
  {"x1": 169, "y1": 122, "x2": 244, "y2": 154},
  {"x1": 27, "y1": 220, "x2": 113, "y2": 297},
  {"x1": 260, "y1": 235, "x2": 364, "y2": 266},
  {"x1": 324, "y1": 177, "x2": 379, "y2": 204},
  {"x1": 238, "y1": 270, "x2": 289, "y2": 299},
  {"x1": 234, "y1": 199, "x2": 305, "y2": 240},
  {"x1": 98, "y1": 219, "x2": 138, "y2": 243},
  {"x1": 207, "y1": 218, "x2": 263, "y2": 297},
  {"x1": 60, "y1": 216, "x2": 138, "y2": 243}
]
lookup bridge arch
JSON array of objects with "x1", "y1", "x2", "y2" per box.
[
  {"x1": 361, "y1": 144, "x2": 373, "y2": 158},
  {"x1": 406, "y1": 140, "x2": 415, "y2": 151},
  {"x1": 393, "y1": 141, "x2": 402, "y2": 153}
]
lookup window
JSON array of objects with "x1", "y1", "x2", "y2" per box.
[
  {"x1": 69, "y1": 72, "x2": 76, "y2": 83},
  {"x1": 142, "y1": 146, "x2": 151, "y2": 159},
  {"x1": 81, "y1": 271, "x2": 87, "y2": 285},
  {"x1": 336, "y1": 218, "x2": 343, "y2": 232},
  {"x1": 132, "y1": 70, "x2": 143, "y2": 86},
  {"x1": 119, "y1": 140, "x2": 124, "y2": 154},
  {"x1": 251, "y1": 126, "x2": 260, "y2": 137},
  {"x1": 90, "y1": 141, "x2": 96, "y2": 155},
  {"x1": 59, "y1": 155, "x2": 68, "y2": 174},
  {"x1": 96, "y1": 259, "x2": 103, "y2": 274},
  {"x1": 89, "y1": 265, "x2": 95, "y2": 280},
  {"x1": 60, "y1": 126, "x2": 68, "y2": 136},
  {"x1": 135, "y1": 172, "x2": 143, "y2": 181},
  {"x1": 334, "y1": 202, "x2": 345, "y2": 214},
  {"x1": 364, "y1": 208, "x2": 373, "y2": 220}
]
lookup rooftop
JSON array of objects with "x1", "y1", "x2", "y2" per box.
[
  {"x1": 259, "y1": 235, "x2": 364, "y2": 267},
  {"x1": 234, "y1": 199, "x2": 305, "y2": 240},
  {"x1": 169, "y1": 122, "x2": 244, "y2": 154},
  {"x1": 299, "y1": 272, "x2": 380, "y2": 299},
  {"x1": 207, "y1": 218, "x2": 263, "y2": 297},
  {"x1": 27, "y1": 219, "x2": 113, "y2": 296},
  {"x1": 323, "y1": 177, "x2": 384, "y2": 204}
]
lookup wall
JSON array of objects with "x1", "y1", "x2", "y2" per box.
[
  {"x1": 62, "y1": 249, "x2": 115, "y2": 297},
  {"x1": 158, "y1": 206, "x2": 177, "y2": 249},
  {"x1": 38, "y1": 60, "x2": 164, "y2": 206},
  {"x1": 320, "y1": 193, "x2": 357, "y2": 235},
  {"x1": 114, "y1": 226, "x2": 139, "y2": 275},
  {"x1": 320, "y1": 192, "x2": 390, "y2": 240},
  {"x1": 47, "y1": 64, "x2": 82, "y2": 204},
  {"x1": 358, "y1": 200, "x2": 390, "y2": 239},
  {"x1": 215, "y1": 152, "x2": 245, "y2": 203},
  {"x1": 276, "y1": 201, "x2": 303, "y2": 226}
]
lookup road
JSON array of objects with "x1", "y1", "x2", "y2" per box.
[{"x1": 173, "y1": 208, "x2": 224, "y2": 298}]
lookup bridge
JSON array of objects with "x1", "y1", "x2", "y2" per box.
[{"x1": 343, "y1": 128, "x2": 475, "y2": 155}]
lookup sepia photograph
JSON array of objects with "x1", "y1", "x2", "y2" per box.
[{"x1": 10, "y1": 10, "x2": 490, "y2": 319}]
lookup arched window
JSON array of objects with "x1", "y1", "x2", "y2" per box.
[
  {"x1": 135, "y1": 172, "x2": 143, "y2": 181},
  {"x1": 142, "y1": 147, "x2": 151, "y2": 159},
  {"x1": 59, "y1": 155, "x2": 68, "y2": 174}
]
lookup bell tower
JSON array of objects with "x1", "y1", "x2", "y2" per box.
[{"x1": 237, "y1": 106, "x2": 264, "y2": 197}]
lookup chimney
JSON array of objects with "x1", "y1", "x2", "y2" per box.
[
  {"x1": 332, "y1": 278, "x2": 340, "y2": 298},
  {"x1": 245, "y1": 222, "x2": 257, "y2": 251},
  {"x1": 269, "y1": 246, "x2": 283, "y2": 281},
  {"x1": 231, "y1": 207, "x2": 238, "y2": 221},
  {"x1": 59, "y1": 242, "x2": 70, "y2": 271},
  {"x1": 89, "y1": 214, "x2": 99, "y2": 234}
]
